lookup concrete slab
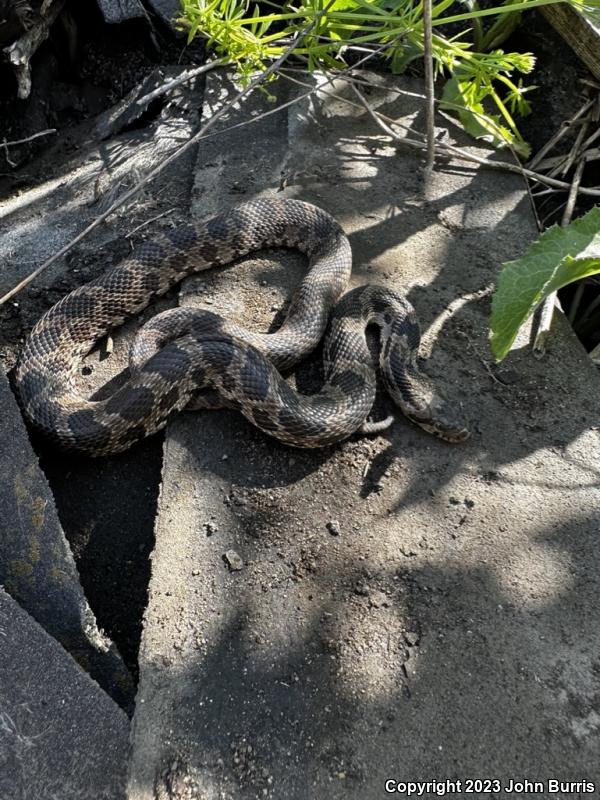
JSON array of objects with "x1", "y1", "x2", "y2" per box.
[
  {"x1": 0, "y1": 73, "x2": 204, "y2": 690},
  {"x1": 0, "y1": 368, "x2": 134, "y2": 707},
  {"x1": 129, "y1": 71, "x2": 600, "y2": 797},
  {"x1": 0, "y1": 586, "x2": 129, "y2": 800}
]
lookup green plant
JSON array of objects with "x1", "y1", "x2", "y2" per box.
[
  {"x1": 178, "y1": 0, "x2": 597, "y2": 157},
  {"x1": 490, "y1": 206, "x2": 600, "y2": 361}
]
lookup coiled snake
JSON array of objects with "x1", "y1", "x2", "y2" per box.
[{"x1": 15, "y1": 198, "x2": 469, "y2": 455}]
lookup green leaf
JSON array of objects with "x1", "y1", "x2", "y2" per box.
[{"x1": 490, "y1": 206, "x2": 600, "y2": 361}]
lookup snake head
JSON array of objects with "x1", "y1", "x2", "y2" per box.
[{"x1": 404, "y1": 392, "x2": 470, "y2": 443}]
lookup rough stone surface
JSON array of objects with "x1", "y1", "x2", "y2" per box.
[
  {"x1": 0, "y1": 369, "x2": 134, "y2": 707},
  {"x1": 95, "y1": 0, "x2": 147, "y2": 25},
  {"x1": 146, "y1": 0, "x2": 180, "y2": 26},
  {"x1": 125, "y1": 71, "x2": 600, "y2": 797},
  {"x1": 0, "y1": 587, "x2": 129, "y2": 800}
]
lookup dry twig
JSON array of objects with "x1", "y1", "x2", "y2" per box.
[
  {"x1": 527, "y1": 98, "x2": 594, "y2": 170},
  {"x1": 344, "y1": 78, "x2": 600, "y2": 196},
  {"x1": 533, "y1": 154, "x2": 587, "y2": 354},
  {"x1": 135, "y1": 59, "x2": 230, "y2": 108},
  {"x1": 422, "y1": 0, "x2": 435, "y2": 172},
  {"x1": 0, "y1": 128, "x2": 56, "y2": 166}
]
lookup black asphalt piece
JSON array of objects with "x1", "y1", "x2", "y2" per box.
[
  {"x1": 0, "y1": 369, "x2": 134, "y2": 709},
  {"x1": 0, "y1": 587, "x2": 129, "y2": 800}
]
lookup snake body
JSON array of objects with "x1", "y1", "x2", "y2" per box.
[{"x1": 15, "y1": 198, "x2": 468, "y2": 455}]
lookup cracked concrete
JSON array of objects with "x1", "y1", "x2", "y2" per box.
[{"x1": 127, "y1": 72, "x2": 600, "y2": 799}]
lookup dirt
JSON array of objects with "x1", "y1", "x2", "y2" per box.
[{"x1": 0, "y1": 2, "x2": 597, "y2": 692}]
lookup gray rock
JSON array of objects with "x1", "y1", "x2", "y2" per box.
[
  {"x1": 0, "y1": 588, "x2": 129, "y2": 800},
  {"x1": 223, "y1": 549, "x2": 244, "y2": 571},
  {"x1": 0, "y1": 370, "x2": 133, "y2": 707}
]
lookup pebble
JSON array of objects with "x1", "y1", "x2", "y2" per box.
[
  {"x1": 369, "y1": 590, "x2": 389, "y2": 608},
  {"x1": 326, "y1": 519, "x2": 341, "y2": 536},
  {"x1": 404, "y1": 630, "x2": 420, "y2": 647},
  {"x1": 204, "y1": 522, "x2": 218, "y2": 536},
  {"x1": 224, "y1": 550, "x2": 244, "y2": 571}
]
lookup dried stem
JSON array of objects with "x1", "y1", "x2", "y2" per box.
[
  {"x1": 1, "y1": 128, "x2": 56, "y2": 166},
  {"x1": 422, "y1": 0, "x2": 435, "y2": 172},
  {"x1": 533, "y1": 155, "x2": 586, "y2": 353},
  {"x1": 135, "y1": 58, "x2": 230, "y2": 107},
  {"x1": 526, "y1": 98, "x2": 594, "y2": 170}
]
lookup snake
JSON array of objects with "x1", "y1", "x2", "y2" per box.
[{"x1": 15, "y1": 197, "x2": 469, "y2": 456}]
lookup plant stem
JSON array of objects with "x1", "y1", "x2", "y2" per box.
[{"x1": 423, "y1": 0, "x2": 435, "y2": 171}]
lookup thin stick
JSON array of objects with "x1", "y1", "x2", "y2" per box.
[
  {"x1": 533, "y1": 155, "x2": 586, "y2": 353},
  {"x1": 345, "y1": 78, "x2": 600, "y2": 196},
  {"x1": 527, "y1": 99, "x2": 594, "y2": 170},
  {"x1": 126, "y1": 208, "x2": 176, "y2": 238},
  {"x1": 422, "y1": 0, "x2": 435, "y2": 172},
  {"x1": 1, "y1": 128, "x2": 57, "y2": 166},
  {"x1": 0, "y1": 129, "x2": 57, "y2": 149},
  {"x1": 0, "y1": 1, "x2": 336, "y2": 309},
  {"x1": 560, "y1": 120, "x2": 589, "y2": 177},
  {"x1": 135, "y1": 58, "x2": 231, "y2": 107}
]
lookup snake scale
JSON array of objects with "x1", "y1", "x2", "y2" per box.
[{"x1": 15, "y1": 198, "x2": 469, "y2": 455}]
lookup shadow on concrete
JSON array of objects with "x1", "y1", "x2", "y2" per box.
[{"x1": 132, "y1": 507, "x2": 600, "y2": 797}]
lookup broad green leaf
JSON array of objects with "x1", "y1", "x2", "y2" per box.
[{"x1": 490, "y1": 206, "x2": 600, "y2": 361}]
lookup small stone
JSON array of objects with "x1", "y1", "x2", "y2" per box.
[
  {"x1": 464, "y1": 498, "x2": 475, "y2": 509},
  {"x1": 497, "y1": 368, "x2": 520, "y2": 385},
  {"x1": 354, "y1": 582, "x2": 370, "y2": 597},
  {"x1": 223, "y1": 550, "x2": 243, "y2": 571},
  {"x1": 448, "y1": 496, "x2": 460, "y2": 505},
  {"x1": 204, "y1": 522, "x2": 218, "y2": 536},
  {"x1": 369, "y1": 590, "x2": 388, "y2": 608},
  {"x1": 404, "y1": 630, "x2": 420, "y2": 647},
  {"x1": 191, "y1": 569, "x2": 200, "y2": 576},
  {"x1": 326, "y1": 520, "x2": 341, "y2": 536}
]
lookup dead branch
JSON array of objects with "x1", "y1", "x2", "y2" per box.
[
  {"x1": 0, "y1": 128, "x2": 56, "y2": 166},
  {"x1": 3, "y1": 0, "x2": 65, "y2": 99}
]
